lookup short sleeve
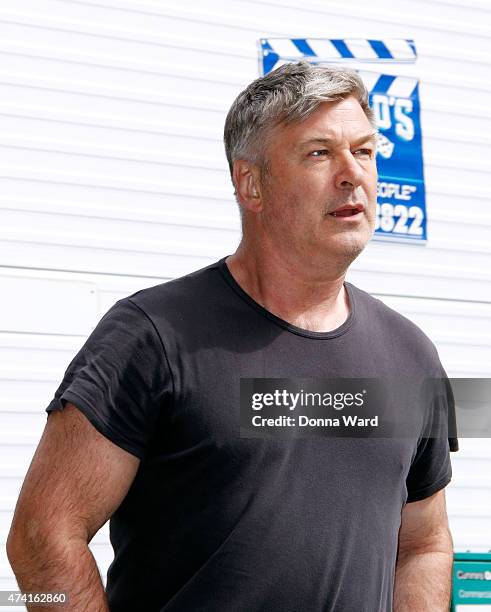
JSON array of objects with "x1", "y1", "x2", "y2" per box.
[
  {"x1": 45, "y1": 298, "x2": 172, "y2": 459},
  {"x1": 405, "y1": 364, "x2": 458, "y2": 503}
]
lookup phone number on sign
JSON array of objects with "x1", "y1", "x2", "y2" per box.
[{"x1": 375, "y1": 203, "x2": 424, "y2": 235}]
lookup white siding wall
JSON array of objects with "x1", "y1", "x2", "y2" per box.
[{"x1": 1, "y1": 0, "x2": 490, "y2": 599}]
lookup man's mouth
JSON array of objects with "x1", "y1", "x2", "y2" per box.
[
  {"x1": 330, "y1": 209, "x2": 360, "y2": 217},
  {"x1": 328, "y1": 204, "x2": 364, "y2": 218}
]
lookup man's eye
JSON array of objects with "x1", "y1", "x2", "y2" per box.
[
  {"x1": 310, "y1": 150, "x2": 329, "y2": 157},
  {"x1": 354, "y1": 148, "x2": 373, "y2": 157}
]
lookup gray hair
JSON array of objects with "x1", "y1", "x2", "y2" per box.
[{"x1": 224, "y1": 61, "x2": 376, "y2": 179}]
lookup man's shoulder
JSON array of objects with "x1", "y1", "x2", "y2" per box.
[
  {"x1": 120, "y1": 258, "x2": 225, "y2": 320},
  {"x1": 348, "y1": 282, "x2": 440, "y2": 361}
]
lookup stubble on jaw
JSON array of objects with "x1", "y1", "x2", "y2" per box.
[{"x1": 250, "y1": 154, "x2": 376, "y2": 269}]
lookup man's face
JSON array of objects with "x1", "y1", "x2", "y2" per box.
[{"x1": 258, "y1": 96, "x2": 378, "y2": 270}]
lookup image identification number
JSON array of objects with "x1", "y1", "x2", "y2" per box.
[{"x1": 7, "y1": 592, "x2": 67, "y2": 604}]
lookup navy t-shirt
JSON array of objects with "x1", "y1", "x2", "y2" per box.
[{"x1": 46, "y1": 256, "x2": 458, "y2": 611}]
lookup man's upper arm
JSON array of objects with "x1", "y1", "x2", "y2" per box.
[
  {"x1": 9, "y1": 403, "x2": 139, "y2": 547},
  {"x1": 398, "y1": 489, "x2": 452, "y2": 558}
]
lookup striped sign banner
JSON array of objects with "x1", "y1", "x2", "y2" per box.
[{"x1": 260, "y1": 38, "x2": 417, "y2": 74}]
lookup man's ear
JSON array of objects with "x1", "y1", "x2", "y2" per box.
[{"x1": 232, "y1": 160, "x2": 263, "y2": 212}]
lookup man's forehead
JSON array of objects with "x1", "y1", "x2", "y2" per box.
[
  {"x1": 296, "y1": 130, "x2": 378, "y2": 147},
  {"x1": 277, "y1": 98, "x2": 374, "y2": 142},
  {"x1": 285, "y1": 122, "x2": 377, "y2": 150}
]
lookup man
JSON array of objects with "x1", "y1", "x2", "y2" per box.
[{"x1": 8, "y1": 62, "x2": 458, "y2": 611}]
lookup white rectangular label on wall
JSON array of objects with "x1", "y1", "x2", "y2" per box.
[{"x1": 0, "y1": 274, "x2": 98, "y2": 335}]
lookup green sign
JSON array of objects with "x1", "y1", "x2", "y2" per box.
[{"x1": 452, "y1": 553, "x2": 491, "y2": 610}]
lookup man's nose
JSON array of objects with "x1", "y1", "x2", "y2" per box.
[{"x1": 334, "y1": 153, "x2": 364, "y2": 190}]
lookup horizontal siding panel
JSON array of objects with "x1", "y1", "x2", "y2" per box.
[
  {"x1": 0, "y1": 102, "x2": 221, "y2": 141},
  {"x1": 0, "y1": 413, "x2": 45, "y2": 446},
  {"x1": 347, "y1": 269, "x2": 491, "y2": 310},
  {"x1": 0, "y1": 189, "x2": 237, "y2": 224},
  {"x1": 0, "y1": 381, "x2": 64, "y2": 414},
  {"x1": 12, "y1": 0, "x2": 489, "y2": 41},
  {"x1": 432, "y1": 360, "x2": 491, "y2": 377},
  {"x1": 0, "y1": 102, "x2": 490, "y2": 153},
  {"x1": 0, "y1": 59, "x2": 490, "y2": 124},
  {"x1": 0, "y1": 81, "x2": 227, "y2": 133},
  {"x1": 0, "y1": 198, "x2": 239, "y2": 231},
  {"x1": 447, "y1": 439, "x2": 491, "y2": 458},
  {"x1": 374, "y1": 298, "x2": 491, "y2": 350},
  {"x1": 1, "y1": 241, "x2": 214, "y2": 279},
  {"x1": 1, "y1": 135, "x2": 490, "y2": 180},
  {"x1": 0, "y1": 174, "x2": 231, "y2": 202},
  {"x1": 447, "y1": 493, "x2": 491, "y2": 515},
  {"x1": 0, "y1": 274, "x2": 97, "y2": 334},
  {"x1": 1, "y1": 82, "x2": 490, "y2": 149},
  {"x1": 0, "y1": 210, "x2": 238, "y2": 255},
  {"x1": 2, "y1": 240, "x2": 491, "y2": 301},
  {"x1": 0, "y1": 79, "x2": 490, "y2": 137},
  {"x1": 0, "y1": 55, "x2": 243, "y2": 106},
  {"x1": 354, "y1": 246, "x2": 491, "y2": 286},
  {"x1": 217, "y1": 0, "x2": 491, "y2": 39},
  {"x1": 452, "y1": 458, "x2": 491, "y2": 480},
  {"x1": 0, "y1": 268, "x2": 169, "y2": 310},
  {"x1": 1, "y1": 35, "x2": 491, "y2": 97},
  {"x1": 0, "y1": 118, "x2": 223, "y2": 165},
  {"x1": 2, "y1": 163, "x2": 491, "y2": 210},
  {"x1": 376, "y1": 296, "x2": 491, "y2": 319},
  {"x1": 0, "y1": 13, "x2": 491, "y2": 82},
  {"x1": 0, "y1": 195, "x2": 487, "y2": 235}
]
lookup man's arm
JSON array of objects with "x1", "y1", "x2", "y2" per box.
[
  {"x1": 393, "y1": 488, "x2": 453, "y2": 611},
  {"x1": 6, "y1": 403, "x2": 140, "y2": 611}
]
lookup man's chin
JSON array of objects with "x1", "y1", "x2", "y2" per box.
[{"x1": 328, "y1": 233, "x2": 370, "y2": 263}]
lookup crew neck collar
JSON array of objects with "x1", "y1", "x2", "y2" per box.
[{"x1": 217, "y1": 255, "x2": 356, "y2": 340}]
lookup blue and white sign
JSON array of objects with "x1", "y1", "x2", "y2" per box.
[{"x1": 259, "y1": 38, "x2": 427, "y2": 244}]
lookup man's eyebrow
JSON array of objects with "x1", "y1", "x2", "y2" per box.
[{"x1": 297, "y1": 132, "x2": 378, "y2": 148}]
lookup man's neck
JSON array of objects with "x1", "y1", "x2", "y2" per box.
[{"x1": 225, "y1": 247, "x2": 351, "y2": 333}]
